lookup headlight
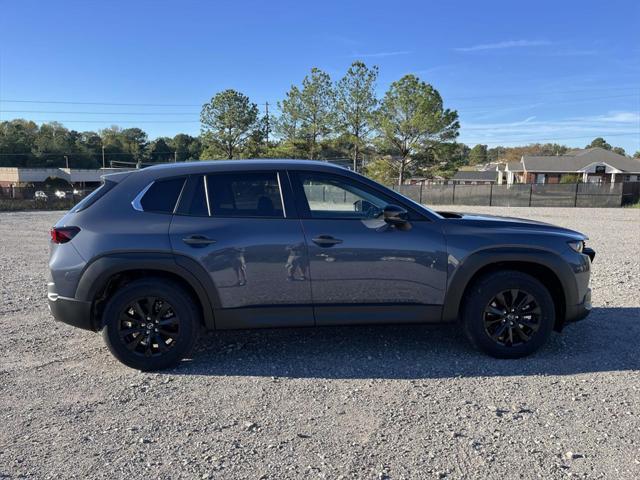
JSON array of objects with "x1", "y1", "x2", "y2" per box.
[{"x1": 568, "y1": 240, "x2": 584, "y2": 253}]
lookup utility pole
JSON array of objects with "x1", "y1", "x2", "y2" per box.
[
  {"x1": 174, "y1": 150, "x2": 177, "y2": 162},
  {"x1": 64, "y1": 155, "x2": 69, "y2": 169},
  {"x1": 264, "y1": 101, "x2": 270, "y2": 145},
  {"x1": 102, "y1": 145, "x2": 106, "y2": 169}
]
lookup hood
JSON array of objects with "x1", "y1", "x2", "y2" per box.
[{"x1": 437, "y1": 211, "x2": 587, "y2": 240}]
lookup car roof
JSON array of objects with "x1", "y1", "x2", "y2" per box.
[{"x1": 142, "y1": 159, "x2": 349, "y2": 176}]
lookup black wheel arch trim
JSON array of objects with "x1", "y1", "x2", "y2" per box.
[
  {"x1": 442, "y1": 247, "x2": 578, "y2": 324},
  {"x1": 74, "y1": 251, "x2": 219, "y2": 330}
]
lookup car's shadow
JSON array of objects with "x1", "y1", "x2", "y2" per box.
[{"x1": 173, "y1": 307, "x2": 640, "y2": 379}]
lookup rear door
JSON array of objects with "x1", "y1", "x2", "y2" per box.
[
  {"x1": 289, "y1": 171, "x2": 447, "y2": 326},
  {"x1": 169, "y1": 171, "x2": 313, "y2": 329}
]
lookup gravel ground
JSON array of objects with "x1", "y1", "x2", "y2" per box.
[{"x1": 0, "y1": 207, "x2": 639, "y2": 479}]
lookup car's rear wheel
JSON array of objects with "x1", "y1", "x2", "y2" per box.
[
  {"x1": 101, "y1": 278, "x2": 199, "y2": 370},
  {"x1": 462, "y1": 270, "x2": 555, "y2": 358}
]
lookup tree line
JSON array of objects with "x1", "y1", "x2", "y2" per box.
[{"x1": 1, "y1": 61, "x2": 637, "y2": 184}]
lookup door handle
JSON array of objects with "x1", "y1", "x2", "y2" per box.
[
  {"x1": 312, "y1": 235, "x2": 343, "y2": 247},
  {"x1": 182, "y1": 235, "x2": 217, "y2": 246}
]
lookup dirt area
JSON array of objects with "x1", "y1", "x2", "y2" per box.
[{"x1": 0, "y1": 207, "x2": 639, "y2": 479}]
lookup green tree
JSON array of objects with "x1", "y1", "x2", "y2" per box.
[
  {"x1": 363, "y1": 157, "x2": 396, "y2": 184},
  {"x1": 586, "y1": 137, "x2": 612, "y2": 150},
  {"x1": 334, "y1": 61, "x2": 378, "y2": 171},
  {"x1": 147, "y1": 137, "x2": 174, "y2": 162},
  {"x1": 375, "y1": 74, "x2": 459, "y2": 184},
  {"x1": 171, "y1": 134, "x2": 202, "y2": 161},
  {"x1": 278, "y1": 68, "x2": 334, "y2": 159},
  {"x1": 612, "y1": 146, "x2": 626, "y2": 156},
  {"x1": 469, "y1": 144, "x2": 488, "y2": 165},
  {"x1": 634, "y1": 150, "x2": 640, "y2": 158},
  {"x1": 200, "y1": 89, "x2": 258, "y2": 159},
  {"x1": 0, "y1": 119, "x2": 39, "y2": 167}
]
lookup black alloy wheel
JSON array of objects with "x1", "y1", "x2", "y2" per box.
[
  {"x1": 118, "y1": 297, "x2": 180, "y2": 357},
  {"x1": 483, "y1": 289, "x2": 541, "y2": 347},
  {"x1": 462, "y1": 270, "x2": 555, "y2": 358}
]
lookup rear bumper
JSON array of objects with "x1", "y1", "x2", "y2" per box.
[
  {"x1": 48, "y1": 292, "x2": 94, "y2": 331},
  {"x1": 565, "y1": 287, "x2": 592, "y2": 324}
]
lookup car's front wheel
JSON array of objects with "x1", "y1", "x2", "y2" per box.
[
  {"x1": 101, "y1": 278, "x2": 200, "y2": 370},
  {"x1": 462, "y1": 270, "x2": 555, "y2": 358}
]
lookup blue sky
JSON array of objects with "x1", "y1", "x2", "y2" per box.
[{"x1": 1, "y1": 0, "x2": 639, "y2": 153}]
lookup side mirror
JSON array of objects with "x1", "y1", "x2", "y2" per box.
[{"x1": 383, "y1": 204, "x2": 408, "y2": 226}]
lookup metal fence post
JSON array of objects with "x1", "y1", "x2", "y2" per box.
[
  {"x1": 452, "y1": 183, "x2": 456, "y2": 204},
  {"x1": 489, "y1": 183, "x2": 493, "y2": 206},
  {"x1": 419, "y1": 183, "x2": 424, "y2": 204},
  {"x1": 528, "y1": 184, "x2": 533, "y2": 207},
  {"x1": 574, "y1": 182, "x2": 579, "y2": 207}
]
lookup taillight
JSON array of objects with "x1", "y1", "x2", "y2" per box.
[{"x1": 50, "y1": 226, "x2": 80, "y2": 244}]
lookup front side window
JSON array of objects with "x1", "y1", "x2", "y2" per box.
[{"x1": 296, "y1": 173, "x2": 392, "y2": 219}]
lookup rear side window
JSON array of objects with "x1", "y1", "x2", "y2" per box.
[
  {"x1": 69, "y1": 179, "x2": 117, "y2": 213},
  {"x1": 178, "y1": 172, "x2": 285, "y2": 218},
  {"x1": 207, "y1": 173, "x2": 284, "y2": 218},
  {"x1": 139, "y1": 177, "x2": 185, "y2": 213}
]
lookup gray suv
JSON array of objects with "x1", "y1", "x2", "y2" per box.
[{"x1": 48, "y1": 160, "x2": 595, "y2": 370}]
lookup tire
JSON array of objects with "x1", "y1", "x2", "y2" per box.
[
  {"x1": 101, "y1": 278, "x2": 200, "y2": 370},
  {"x1": 462, "y1": 270, "x2": 555, "y2": 358}
]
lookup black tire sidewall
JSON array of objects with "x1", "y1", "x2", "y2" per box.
[
  {"x1": 101, "y1": 279, "x2": 199, "y2": 370},
  {"x1": 463, "y1": 271, "x2": 555, "y2": 358}
]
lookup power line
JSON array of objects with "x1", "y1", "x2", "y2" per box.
[
  {"x1": 0, "y1": 99, "x2": 272, "y2": 107},
  {"x1": 5, "y1": 119, "x2": 202, "y2": 124},
  {"x1": 0, "y1": 110, "x2": 200, "y2": 115}
]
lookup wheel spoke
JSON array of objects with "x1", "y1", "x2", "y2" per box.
[
  {"x1": 158, "y1": 316, "x2": 179, "y2": 327},
  {"x1": 485, "y1": 305, "x2": 504, "y2": 317},
  {"x1": 154, "y1": 302, "x2": 171, "y2": 320},
  {"x1": 153, "y1": 333, "x2": 169, "y2": 352},
  {"x1": 495, "y1": 292, "x2": 508, "y2": 309},
  {"x1": 509, "y1": 289, "x2": 520, "y2": 308},
  {"x1": 120, "y1": 327, "x2": 145, "y2": 337},
  {"x1": 132, "y1": 301, "x2": 146, "y2": 320},
  {"x1": 491, "y1": 322, "x2": 509, "y2": 340},
  {"x1": 516, "y1": 293, "x2": 534, "y2": 311},
  {"x1": 515, "y1": 325, "x2": 531, "y2": 342},
  {"x1": 125, "y1": 333, "x2": 145, "y2": 351}
]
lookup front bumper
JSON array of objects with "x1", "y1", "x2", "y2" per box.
[
  {"x1": 565, "y1": 287, "x2": 592, "y2": 324},
  {"x1": 48, "y1": 290, "x2": 94, "y2": 331}
]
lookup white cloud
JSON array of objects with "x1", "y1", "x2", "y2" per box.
[
  {"x1": 454, "y1": 40, "x2": 552, "y2": 52},
  {"x1": 458, "y1": 111, "x2": 639, "y2": 146}
]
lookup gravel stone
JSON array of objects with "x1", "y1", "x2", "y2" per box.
[{"x1": 0, "y1": 207, "x2": 639, "y2": 479}]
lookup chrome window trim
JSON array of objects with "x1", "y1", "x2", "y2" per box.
[
  {"x1": 131, "y1": 181, "x2": 154, "y2": 212},
  {"x1": 276, "y1": 171, "x2": 287, "y2": 218},
  {"x1": 203, "y1": 175, "x2": 212, "y2": 216}
]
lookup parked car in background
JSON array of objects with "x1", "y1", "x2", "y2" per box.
[
  {"x1": 54, "y1": 190, "x2": 66, "y2": 199},
  {"x1": 48, "y1": 160, "x2": 595, "y2": 370},
  {"x1": 35, "y1": 190, "x2": 48, "y2": 201}
]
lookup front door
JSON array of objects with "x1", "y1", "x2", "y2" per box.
[
  {"x1": 289, "y1": 171, "x2": 448, "y2": 326},
  {"x1": 169, "y1": 171, "x2": 313, "y2": 329}
]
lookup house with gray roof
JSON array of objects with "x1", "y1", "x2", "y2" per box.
[
  {"x1": 451, "y1": 170, "x2": 498, "y2": 184},
  {"x1": 505, "y1": 148, "x2": 640, "y2": 184}
]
